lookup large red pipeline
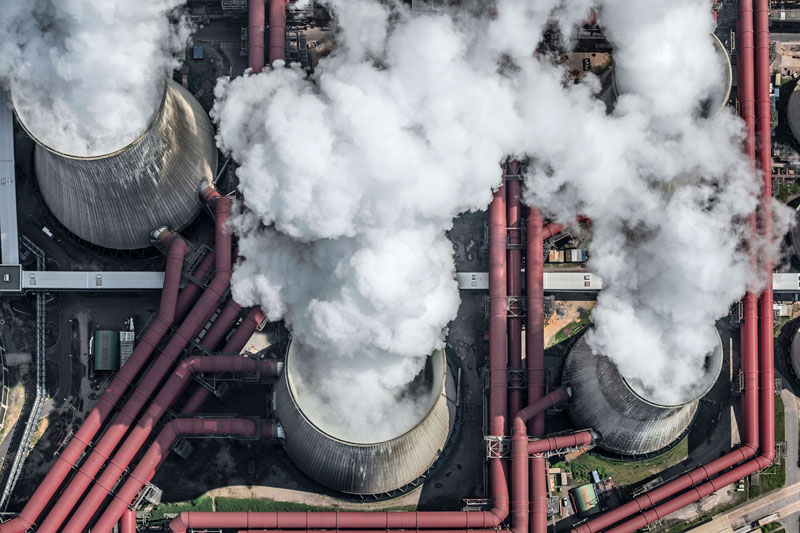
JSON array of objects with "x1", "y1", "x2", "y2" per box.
[
  {"x1": 63, "y1": 357, "x2": 280, "y2": 532},
  {"x1": 574, "y1": 2, "x2": 772, "y2": 530},
  {"x1": 120, "y1": 509, "x2": 135, "y2": 533},
  {"x1": 174, "y1": 251, "x2": 216, "y2": 324},
  {"x1": 36, "y1": 191, "x2": 233, "y2": 532},
  {"x1": 0, "y1": 234, "x2": 188, "y2": 533},
  {"x1": 269, "y1": 0, "x2": 288, "y2": 66},
  {"x1": 755, "y1": 0, "x2": 775, "y2": 474},
  {"x1": 180, "y1": 306, "x2": 267, "y2": 415},
  {"x1": 167, "y1": 390, "x2": 591, "y2": 533},
  {"x1": 507, "y1": 163, "x2": 523, "y2": 419},
  {"x1": 249, "y1": 0, "x2": 266, "y2": 73},
  {"x1": 92, "y1": 416, "x2": 281, "y2": 533},
  {"x1": 202, "y1": 297, "x2": 243, "y2": 350},
  {"x1": 525, "y1": 208, "x2": 549, "y2": 533}
]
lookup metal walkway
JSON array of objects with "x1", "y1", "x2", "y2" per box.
[
  {"x1": 458, "y1": 271, "x2": 800, "y2": 294},
  {"x1": 0, "y1": 90, "x2": 19, "y2": 265}
]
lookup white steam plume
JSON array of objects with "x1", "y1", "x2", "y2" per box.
[
  {"x1": 0, "y1": 0, "x2": 192, "y2": 157},
  {"x1": 215, "y1": 0, "x2": 787, "y2": 435}
]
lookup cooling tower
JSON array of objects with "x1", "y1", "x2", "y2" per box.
[
  {"x1": 612, "y1": 34, "x2": 732, "y2": 118},
  {"x1": 790, "y1": 327, "x2": 800, "y2": 379},
  {"x1": 788, "y1": 83, "x2": 800, "y2": 149},
  {"x1": 273, "y1": 343, "x2": 456, "y2": 495},
  {"x1": 563, "y1": 331, "x2": 722, "y2": 457},
  {"x1": 16, "y1": 79, "x2": 216, "y2": 250}
]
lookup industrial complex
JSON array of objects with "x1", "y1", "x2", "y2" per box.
[{"x1": 0, "y1": 0, "x2": 798, "y2": 532}]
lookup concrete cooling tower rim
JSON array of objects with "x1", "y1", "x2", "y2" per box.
[
  {"x1": 284, "y1": 341, "x2": 446, "y2": 446},
  {"x1": 613, "y1": 330, "x2": 723, "y2": 408},
  {"x1": 12, "y1": 81, "x2": 166, "y2": 160}
]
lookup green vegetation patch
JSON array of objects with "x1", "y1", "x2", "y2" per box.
[
  {"x1": 776, "y1": 395, "x2": 786, "y2": 443},
  {"x1": 555, "y1": 437, "x2": 688, "y2": 486},
  {"x1": 774, "y1": 316, "x2": 791, "y2": 338},
  {"x1": 661, "y1": 492, "x2": 746, "y2": 533},
  {"x1": 761, "y1": 522, "x2": 782, "y2": 532},
  {"x1": 215, "y1": 497, "x2": 332, "y2": 512},
  {"x1": 776, "y1": 181, "x2": 800, "y2": 202},
  {"x1": 214, "y1": 497, "x2": 417, "y2": 513},
  {"x1": 149, "y1": 496, "x2": 213, "y2": 520},
  {"x1": 549, "y1": 309, "x2": 591, "y2": 348}
]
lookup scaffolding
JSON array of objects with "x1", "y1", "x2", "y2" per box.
[{"x1": 0, "y1": 238, "x2": 47, "y2": 510}]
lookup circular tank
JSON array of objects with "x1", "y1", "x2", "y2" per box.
[
  {"x1": 16, "y1": 79, "x2": 217, "y2": 250},
  {"x1": 612, "y1": 33, "x2": 732, "y2": 118},
  {"x1": 563, "y1": 331, "x2": 722, "y2": 457},
  {"x1": 273, "y1": 342, "x2": 456, "y2": 495}
]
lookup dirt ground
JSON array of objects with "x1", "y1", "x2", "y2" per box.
[
  {"x1": 773, "y1": 42, "x2": 800, "y2": 79},
  {"x1": 544, "y1": 301, "x2": 595, "y2": 347},
  {"x1": 202, "y1": 485, "x2": 422, "y2": 511}
]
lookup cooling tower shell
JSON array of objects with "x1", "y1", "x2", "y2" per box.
[
  {"x1": 612, "y1": 33, "x2": 732, "y2": 118},
  {"x1": 563, "y1": 332, "x2": 722, "y2": 457},
  {"x1": 18, "y1": 79, "x2": 217, "y2": 250},
  {"x1": 273, "y1": 344, "x2": 456, "y2": 495},
  {"x1": 790, "y1": 327, "x2": 800, "y2": 379},
  {"x1": 788, "y1": 83, "x2": 800, "y2": 149}
]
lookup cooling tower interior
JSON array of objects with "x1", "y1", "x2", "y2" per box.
[
  {"x1": 15, "y1": 79, "x2": 217, "y2": 250},
  {"x1": 612, "y1": 33, "x2": 732, "y2": 118},
  {"x1": 273, "y1": 342, "x2": 456, "y2": 495},
  {"x1": 563, "y1": 331, "x2": 723, "y2": 457}
]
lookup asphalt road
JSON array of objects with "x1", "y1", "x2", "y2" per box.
[{"x1": 50, "y1": 294, "x2": 159, "y2": 409}]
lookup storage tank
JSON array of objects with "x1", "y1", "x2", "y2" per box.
[
  {"x1": 15, "y1": 79, "x2": 217, "y2": 250},
  {"x1": 563, "y1": 331, "x2": 722, "y2": 457},
  {"x1": 273, "y1": 342, "x2": 456, "y2": 495},
  {"x1": 612, "y1": 34, "x2": 732, "y2": 118}
]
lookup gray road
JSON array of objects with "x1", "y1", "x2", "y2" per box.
[
  {"x1": 784, "y1": 387, "x2": 799, "y2": 486},
  {"x1": 50, "y1": 294, "x2": 159, "y2": 408}
]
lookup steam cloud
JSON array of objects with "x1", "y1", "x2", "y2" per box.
[
  {"x1": 216, "y1": 0, "x2": 788, "y2": 436},
  {"x1": 0, "y1": 0, "x2": 191, "y2": 157}
]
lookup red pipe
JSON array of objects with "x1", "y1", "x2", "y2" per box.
[
  {"x1": 180, "y1": 306, "x2": 267, "y2": 415},
  {"x1": 574, "y1": 2, "x2": 771, "y2": 530},
  {"x1": 269, "y1": 0, "x2": 288, "y2": 66},
  {"x1": 168, "y1": 391, "x2": 584, "y2": 533},
  {"x1": 92, "y1": 417, "x2": 280, "y2": 533},
  {"x1": 249, "y1": 0, "x2": 266, "y2": 73},
  {"x1": 202, "y1": 298, "x2": 243, "y2": 350},
  {"x1": 0, "y1": 234, "x2": 188, "y2": 533},
  {"x1": 525, "y1": 207, "x2": 549, "y2": 533},
  {"x1": 222, "y1": 306, "x2": 267, "y2": 355},
  {"x1": 755, "y1": 0, "x2": 776, "y2": 486},
  {"x1": 506, "y1": 163, "x2": 523, "y2": 420},
  {"x1": 175, "y1": 251, "x2": 216, "y2": 324},
  {"x1": 36, "y1": 190, "x2": 233, "y2": 533},
  {"x1": 64, "y1": 357, "x2": 280, "y2": 532},
  {"x1": 489, "y1": 185, "x2": 508, "y2": 435},
  {"x1": 120, "y1": 509, "x2": 136, "y2": 533}
]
